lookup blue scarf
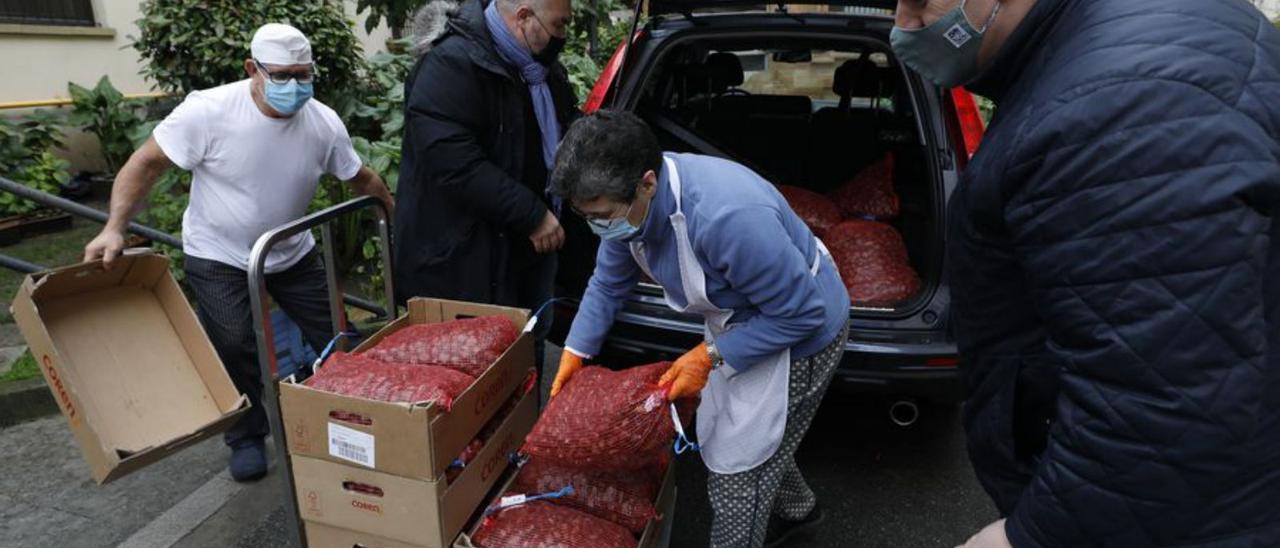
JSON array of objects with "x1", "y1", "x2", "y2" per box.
[{"x1": 484, "y1": 2, "x2": 561, "y2": 212}]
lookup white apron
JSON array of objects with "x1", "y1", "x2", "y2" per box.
[{"x1": 631, "y1": 156, "x2": 830, "y2": 474}]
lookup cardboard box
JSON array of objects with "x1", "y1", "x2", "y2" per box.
[
  {"x1": 304, "y1": 522, "x2": 427, "y2": 548},
  {"x1": 9, "y1": 253, "x2": 249, "y2": 484},
  {"x1": 293, "y1": 386, "x2": 537, "y2": 547},
  {"x1": 280, "y1": 298, "x2": 535, "y2": 481},
  {"x1": 453, "y1": 457, "x2": 679, "y2": 548}
]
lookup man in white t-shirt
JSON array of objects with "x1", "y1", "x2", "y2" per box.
[{"x1": 83, "y1": 24, "x2": 393, "y2": 482}]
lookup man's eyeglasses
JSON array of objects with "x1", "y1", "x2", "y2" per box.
[{"x1": 254, "y1": 60, "x2": 316, "y2": 85}]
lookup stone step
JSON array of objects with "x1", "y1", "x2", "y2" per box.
[
  {"x1": 0, "y1": 345, "x2": 27, "y2": 377},
  {"x1": 0, "y1": 322, "x2": 23, "y2": 347}
]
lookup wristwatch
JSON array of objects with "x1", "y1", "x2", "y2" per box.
[{"x1": 706, "y1": 340, "x2": 725, "y2": 370}]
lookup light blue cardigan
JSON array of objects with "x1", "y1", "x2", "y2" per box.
[{"x1": 565, "y1": 153, "x2": 849, "y2": 371}]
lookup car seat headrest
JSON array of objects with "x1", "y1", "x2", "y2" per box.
[{"x1": 706, "y1": 52, "x2": 745, "y2": 91}]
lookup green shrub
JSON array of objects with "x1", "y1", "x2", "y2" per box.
[
  {"x1": 140, "y1": 170, "x2": 191, "y2": 274},
  {"x1": 976, "y1": 96, "x2": 995, "y2": 124},
  {"x1": 0, "y1": 152, "x2": 70, "y2": 217},
  {"x1": 346, "y1": 40, "x2": 415, "y2": 192},
  {"x1": 16, "y1": 109, "x2": 65, "y2": 154},
  {"x1": 68, "y1": 76, "x2": 147, "y2": 174},
  {"x1": 0, "y1": 118, "x2": 27, "y2": 177},
  {"x1": 562, "y1": 0, "x2": 635, "y2": 100},
  {"x1": 0, "y1": 110, "x2": 66, "y2": 177},
  {"x1": 132, "y1": 0, "x2": 366, "y2": 108},
  {"x1": 350, "y1": 44, "x2": 412, "y2": 142},
  {"x1": 356, "y1": 0, "x2": 428, "y2": 38},
  {"x1": 0, "y1": 111, "x2": 71, "y2": 217},
  {"x1": 316, "y1": 42, "x2": 404, "y2": 291}
]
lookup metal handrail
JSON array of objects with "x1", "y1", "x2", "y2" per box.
[
  {"x1": 246, "y1": 195, "x2": 394, "y2": 548},
  {"x1": 0, "y1": 175, "x2": 181, "y2": 246},
  {"x1": 0, "y1": 253, "x2": 44, "y2": 274},
  {"x1": 0, "y1": 175, "x2": 386, "y2": 315}
]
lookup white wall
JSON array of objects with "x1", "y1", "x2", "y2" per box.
[
  {"x1": 0, "y1": 1, "x2": 392, "y2": 171},
  {"x1": 0, "y1": 0, "x2": 392, "y2": 104}
]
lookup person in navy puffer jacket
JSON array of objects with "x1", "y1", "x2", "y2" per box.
[{"x1": 891, "y1": 0, "x2": 1280, "y2": 546}]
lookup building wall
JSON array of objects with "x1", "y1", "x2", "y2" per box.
[
  {"x1": 0, "y1": 0, "x2": 392, "y2": 105},
  {"x1": 0, "y1": 1, "x2": 393, "y2": 171}
]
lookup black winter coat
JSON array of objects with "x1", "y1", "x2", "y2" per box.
[
  {"x1": 950, "y1": 0, "x2": 1280, "y2": 545},
  {"x1": 393, "y1": 0, "x2": 578, "y2": 305}
]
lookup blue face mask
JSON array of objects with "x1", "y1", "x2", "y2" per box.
[
  {"x1": 264, "y1": 78, "x2": 313, "y2": 115},
  {"x1": 589, "y1": 214, "x2": 641, "y2": 241},
  {"x1": 890, "y1": 0, "x2": 1001, "y2": 89},
  {"x1": 587, "y1": 198, "x2": 644, "y2": 241}
]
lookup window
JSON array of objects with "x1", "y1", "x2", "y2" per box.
[
  {"x1": 735, "y1": 50, "x2": 894, "y2": 107},
  {"x1": 0, "y1": 0, "x2": 97, "y2": 27},
  {"x1": 841, "y1": 6, "x2": 894, "y2": 17}
]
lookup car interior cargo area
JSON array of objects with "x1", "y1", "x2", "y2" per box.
[{"x1": 629, "y1": 34, "x2": 942, "y2": 315}]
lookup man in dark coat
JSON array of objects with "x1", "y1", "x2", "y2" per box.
[
  {"x1": 395, "y1": 0, "x2": 578, "y2": 335},
  {"x1": 892, "y1": 0, "x2": 1280, "y2": 546}
]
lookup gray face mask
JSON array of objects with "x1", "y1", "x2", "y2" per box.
[{"x1": 890, "y1": 0, "x2": 1001, "y2": 88}]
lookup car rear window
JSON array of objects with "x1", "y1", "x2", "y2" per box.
[{"x1": 731, "y1": 50, "x2": 893, "y2": 109}]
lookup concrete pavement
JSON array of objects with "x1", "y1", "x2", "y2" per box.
[
  {"x1": 0, "y1": 415, "x2": 229, "y2": 547},
  {"x1": 0, "y1": 345, "x2": 998, "y2": 547}
]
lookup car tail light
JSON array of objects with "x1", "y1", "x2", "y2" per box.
[
  {"x1": 926, "y1": 356, "x2": 960, "y2": 368},
  {"x1": 950, "y1": 87, "x2": 986, "y2": 160},
  {"x1": 584, "y1": 32, "x2": 645, "y2": 113}
]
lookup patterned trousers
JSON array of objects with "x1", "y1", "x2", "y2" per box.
[
  {"x1": 184, "y1": 252, "x2": 336, "y2": 447},
  {"x1": 706, "y1": 322, "x2": 848, "y2": 548}
]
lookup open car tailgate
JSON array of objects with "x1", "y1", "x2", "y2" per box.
[{"x1": 649, "y1": 0, "x2": 895, "y2": 16}]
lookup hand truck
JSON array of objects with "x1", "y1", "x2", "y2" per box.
[{"x1": 247, "y1": 195, "x2": 394, "y2": 547}]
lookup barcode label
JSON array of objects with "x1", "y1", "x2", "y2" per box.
[{"x1": 328, "y1": 422, "x2": 375, "y2": 468}]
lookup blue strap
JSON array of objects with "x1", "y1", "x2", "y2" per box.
[
  {"x1": 317, "y1": 330, "x2": 360, "y2": 365},
  {"x1": 671, "y1": 403, "x2": 700, "y2": 454},
  {"x1": 454, "y1": 451, "x2": 523, "y2": 471},
  {"x1": 484, "y1": 485, "x2": 576, "y2": 515},
  {"x1": 527, "y1": 298, "x2": 563, "y2": 332},
  {"x1": 675, "y1": 434, "x2": 700, "y2": 455}
]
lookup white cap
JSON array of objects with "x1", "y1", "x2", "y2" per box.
[{"x1": 250, "y1": 23, "x2": 312, "y2": 65}]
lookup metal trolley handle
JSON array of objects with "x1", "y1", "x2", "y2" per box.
[{"x1": 246, "y1": 195, "x2": 394, "y2": 547}]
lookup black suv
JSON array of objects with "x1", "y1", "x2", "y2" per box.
[{"x1": 551, "y1": 0, "x2": 987, "y2": 406}]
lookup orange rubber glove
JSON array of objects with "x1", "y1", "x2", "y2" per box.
[
  {"x1": 550, "y1": 350, "x2": 584, "y2": 398},
  {"x1": 660, "y1": 342, "x2": 713, "y2": 400}
]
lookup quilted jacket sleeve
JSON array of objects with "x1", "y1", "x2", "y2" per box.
[{"x1": 1001, "y1": 77, "x2": 1279, "y2": 545}]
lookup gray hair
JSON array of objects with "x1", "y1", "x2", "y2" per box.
[
  {"x1": 409, "y1": 0, "x2": 460, "y2": 57},
  {"x1": 498, "y1": 0, "x2": 546, "y2": 14},
  {"x1": 552, "y1": 110, "x2": 663, "y2": 204}
]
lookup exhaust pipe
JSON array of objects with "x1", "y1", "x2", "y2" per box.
[{"x1": 889, "y1": 399, "x2": 920, "y2": 427}]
